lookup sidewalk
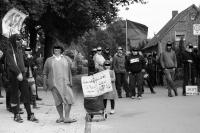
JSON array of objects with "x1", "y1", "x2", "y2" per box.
[{"x1": 0, "y1": 90, "x2": 86, "y2": 133}]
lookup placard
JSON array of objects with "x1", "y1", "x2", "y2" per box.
[
  {"x1": 2, "y1": 8, "x2": 27, "y2": 38},
  {"x1": 186, "y1": 85, "x2": 198, "y2": 95},
  {"x1": 193, "y1": 24, "x2": 200, "y2": 35},
  {"x1": 81, "y1": 70, "x2": 113, "y2": 97}
]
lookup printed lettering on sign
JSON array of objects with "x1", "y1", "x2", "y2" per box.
[{"x1": 130, "y1": 58, "x2": 139, "y2": 63}]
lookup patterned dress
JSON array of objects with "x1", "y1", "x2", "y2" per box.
[{"x1": 43, "y1": 55, "x2": 74, "y2": 106}]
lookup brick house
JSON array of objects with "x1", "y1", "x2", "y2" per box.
[{"x1": 144, "y1": 4, "x2": 200, "y2": 53}]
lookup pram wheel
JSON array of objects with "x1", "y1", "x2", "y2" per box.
[{"x1": 103, "y1": 112, "x2": 107, "y2": 120}]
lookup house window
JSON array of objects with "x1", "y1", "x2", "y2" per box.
[{"x1": 175, "y1": 31, "x2": 186, "y2": 41}]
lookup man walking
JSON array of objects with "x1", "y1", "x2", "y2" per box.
[
  {"x1": 160, "y1": 41, "x2": 178, "y2": 97},
  {"x1": 113, "y1": 46, "x2": 129, "y2": 98}
]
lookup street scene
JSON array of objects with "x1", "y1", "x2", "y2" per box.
[{"x1": 1, "y1": 0, "x2": 200, "y2": 133}]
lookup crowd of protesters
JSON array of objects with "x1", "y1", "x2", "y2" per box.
[
  {"x1": 88, "y1": 40, "x2": 200, "y2": 113},
  {"x1": 1, "y1": 33, "x2": 200, "y2": 124}
]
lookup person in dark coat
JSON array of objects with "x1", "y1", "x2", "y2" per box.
[
  {"x1": 126, "y1": 47, "x2": 146, "y2": 99},
  {"x1": 5, "y1": 34, "x2": 38, "y2": 123},
  {"x1": 181, "y1": 43, "x2": 197, "y2": 96}
]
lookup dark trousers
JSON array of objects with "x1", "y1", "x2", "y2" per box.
[
  {"x1": 115, "y1": 73, "x2": 129, "y2": 97},
  {"x1": 183, "y1": 68, "x2": 196, "y2": 95},
  {"x1": 103, "y1": 99, "x2": 115, "y2": 109},
  {"x1": 129, "y1": 72, "x2": 144, "y2": 97},
  {"x1": 143, "y1": 76, "x2": 155, "y2": 93},
  {"x1": 9, "y1": 75, "x2": 30, "y2": 105}
]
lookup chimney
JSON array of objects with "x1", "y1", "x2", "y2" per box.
[{"x1": 172, "y1": 10, "x2": 178, "y2": 18}]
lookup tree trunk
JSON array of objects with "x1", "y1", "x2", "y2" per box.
[{"x1": 43, "y1": 33, "x2": 54, "y2": 63}]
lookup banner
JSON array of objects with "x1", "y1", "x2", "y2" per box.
[
  {"x1": 81, "y1": 70, "x2": 113, "y2": 98},
  {"x1": 2, "y1": 8, "x2": 27, "y2": 38}
]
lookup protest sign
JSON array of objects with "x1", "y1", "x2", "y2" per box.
[
  {"x1": 81, "y1": 70, "x2": 113, "y2": 98},
  {"x1": 2, "y1": 8, "x2": 27, "y2": 38},
  {"x1": 186, "y1": 85, "x2": 198, "y2": 96}
]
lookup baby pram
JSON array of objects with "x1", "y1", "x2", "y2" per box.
[{"x1": 84, "y1": 95, "x2": 107, "y2": 122}]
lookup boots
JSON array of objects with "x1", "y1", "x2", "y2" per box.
[
  {"x1": 28, "y1": 113, "x2": 39, "y2": 123},
  {"x1": 32, "y1": 95, "x2": 39, "y2": 109},
  {"x1": 14, "y1": 114, "x2": 23, "y2": 123}
]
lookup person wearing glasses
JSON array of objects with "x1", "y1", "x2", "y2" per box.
[{"x1": 4, "y1": 34, "x2": 38, "y2": 123}]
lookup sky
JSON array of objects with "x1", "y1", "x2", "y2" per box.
[{"x1": 117, "y1": 0, "x2": 200, "y2": 39}]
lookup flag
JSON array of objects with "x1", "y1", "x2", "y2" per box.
[
  {"x1": 2, "y1": 8, "x2": 28, "y2": 38},
  {"x1": 126, "y1": 20, "x2": 148, "y2": 48}
]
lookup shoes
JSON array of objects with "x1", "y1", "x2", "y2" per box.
[
  {"x1": 137, "y1": 96, "x2": 142, "y2": 100},
  {"x1": 110, "y1": 109, "x2": 115, "y2": 114},
  {"x1": 56, "y1": 118, "x2": 64, "y2": 123},
  {"x1": 151, "y1": 91, "x2": 156, "y2": 94},
  {"x1": 36, "y1": 97, "x2": 42, "y2": 101},
  {"x1": 168, "y1": 94, "x2": 173, "y2": 97},
  {"x1": 28, "y1": 113, "x2": 39, "y2": 123},
  {"x1": 33, "y1": 105, "x2": 40, "y2": 109},
  {"x1": 14, "y1": 114, "x2": 23, "y2": 123},
  {"x1": 64, "y1": 119, "x2": 77, "y2": 123},
  {"x1": 131, "y1": 96, "x2": 136, "y2": 99},
  {"x1": 118, "y1": 95, "x2": 122, "y2": 98}
]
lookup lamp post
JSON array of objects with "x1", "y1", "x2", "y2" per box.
[{"x1": 125, "y1": 7, "x2": 129, "y2": 52}]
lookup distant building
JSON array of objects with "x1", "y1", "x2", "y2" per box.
[{"x1": 144, "y1": 4, "x2": 200, "y2": 53}]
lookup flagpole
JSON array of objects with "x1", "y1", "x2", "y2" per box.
[
  {"x1": 125, "y1": 7, "x2": 129, "y2": 52},
  {"x1": 126, "y1": 19, "x2": 128, "y2": 52}
]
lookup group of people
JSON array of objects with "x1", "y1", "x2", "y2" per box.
[
  {"x1": 88, "y1": 40, "x2": 200, "y2": 114},
  {"x1": 88, "y1": 46, "x2": 157, "y2": 114},
  {"x1": 1, "y1": 33, "x2": 200, "y2": 124},
  {"x1": 0, "y1": 34, "x2": 76, "y2": 124}
]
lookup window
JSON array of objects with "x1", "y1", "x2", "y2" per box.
[{"x1": 175, "y1": 31, "x2": 186, "y2": 41}]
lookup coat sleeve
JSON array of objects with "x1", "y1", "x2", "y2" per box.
[{"x1": 5, "y1": 50, "x2": 21, "y2": 76}]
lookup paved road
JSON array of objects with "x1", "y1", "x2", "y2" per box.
[{"x1": 0, "y1": 75, "x2": 200, "y2": 133}]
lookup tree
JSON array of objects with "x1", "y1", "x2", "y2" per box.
[{"x1": 0, "y1": 0, "x2": 145, "y2": 60}]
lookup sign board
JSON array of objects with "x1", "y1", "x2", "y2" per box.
[
  {"x1": 2, "y1": 8, "x2": 27, "y2": 38},
  {"x1": 193, "y1": 24, "x2": 200, "y2": 35},
  {"x1": 81, "y1": 70, "x2": 113, "y2": 98},
  {"x1": 186, "y1": 85, "x2": 198, "y2": 95}
]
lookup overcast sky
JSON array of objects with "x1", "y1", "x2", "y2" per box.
[{"x1": 117, "y1": 0, "x2": 200, "y2": 39}]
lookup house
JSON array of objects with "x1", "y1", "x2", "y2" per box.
[{"x1": 144, "y1": 4, "x2": 200, "y2": 53}]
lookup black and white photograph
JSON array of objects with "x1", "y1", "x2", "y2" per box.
[{"x1": 0, "y1": 0, "x2": 200, "y2": 133}]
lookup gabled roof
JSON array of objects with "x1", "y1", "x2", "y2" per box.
[{"x1": 144, "y1": 4, "x2": 199, "y2": 49}]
